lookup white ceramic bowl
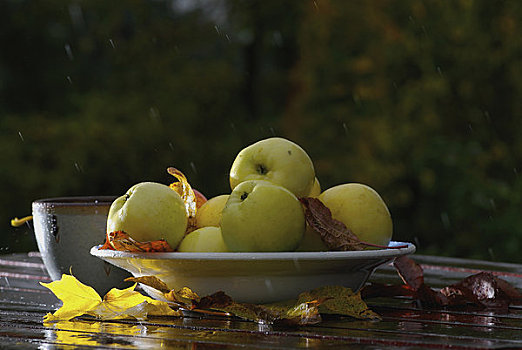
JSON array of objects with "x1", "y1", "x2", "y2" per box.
[
  {"x1": 91, "y1": 241, "x2": 415, "y2": 303},
  {"x1": 33, "y1": 196, "x2": 132, "y2": 295}
]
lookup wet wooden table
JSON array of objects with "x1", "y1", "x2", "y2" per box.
[{"x1": 1, "y1": 252, "x2": 522, "y2": 349}]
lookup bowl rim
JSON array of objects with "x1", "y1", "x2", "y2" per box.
[
  {"x1": 33, "y1": 196, "x2": 117, "y2": 207},
  {"x1": 90, "y1": 241, "x2": 415, "y2": 261}
]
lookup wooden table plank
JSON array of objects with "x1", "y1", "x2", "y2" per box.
[{"x1": 1, "y1": 252, "x2": 522, "y2": 349}]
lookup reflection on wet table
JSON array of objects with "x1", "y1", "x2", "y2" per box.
[{"x1": 1, "y1": 252, "x2": 522, "y2": 349}]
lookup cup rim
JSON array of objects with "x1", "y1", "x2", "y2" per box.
[{"x1": 33, "y1": 196, "x2": 117, "y2": 207}]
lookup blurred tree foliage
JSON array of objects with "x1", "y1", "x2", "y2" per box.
[{"x1": 1, "y1": 0, "x2": 520, "y2": 262}]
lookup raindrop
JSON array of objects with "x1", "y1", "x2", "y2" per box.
[
  {"x1": 264, "y1": 278, "x2": 274, "y2": 294},
  {"x1": 436, "y1": 66, "x2": 443, "y2": 76},
  {"x1": 408, "y1": 15, "x2": 415, "y2": 24},
  {"x1": 169, "y1": 142, "x2": 175, "y2": 151},
  {"x1": 440, "y1": 212, "x2": 450, "y2": 229},
  {"x1": 352, "y1": 93, "x2": 361, "y2": 105},
  {"x1": 66, "y1": 76, "x2": 73, "y2": 84},
  {"x1": 18, "y1": 131, "x2": 24, "y2": 142},
  {"x1": 74, "y1": 162, "x2": 83, "y2": 172},
  {"x1": 272, "y1": 31, "x2": 283, "y2": 47},
  {"x1": 225, "y1": 34, "x2": 231, "y2": 42},
  {"x1": 392, "y1": 81, "x2": 398, "y2": 89},
  {"x1": 489, "y1": 198, "x2": 496, "y2": 210},
  {"x1": 342, "y1": 122, "x2": 348, "y2": 135},
  {"x1": 414, "y1": 236, "x2": 420, "y2": 248},
  {"x1": 269, "y1": 127, "x2": 276, "y2": 136},
  {"x1": 292, "y1": 258, "x2": 301, "y2": 271},
  {"x1": 109, "y1": 39, "x2": 116, "y2": 49},
  {"x1": 514, "y1": 168, "x2": 518, "y2": 177},
  {"x1": 64, "y1": 43, "x2": 74, "y2": 60},
  {"x1": 3, "y1": 276, "x2": 10, "y2": 287},
  {"x1": 149, "y1": 107, "x2": 161, "y2": 122},
  {"x1": 313, "y1": 0, "x2": 318, "y2": 9},
  {"x1": 190, "y1": 161, "x2": 198, "y2": 174},
  {"x1": 483, "y1": 110, "x2": 491, "y2": 122},
  {"x1": 468, "y1": 123, "x2": 473, "y2": 132},
  {"x1": 488, "y1": 248, "x2": 496, "y2": 261},
  {"x1": 214, "y1": 25, "x2": 220, "y2": 34},
  {"x1": 68, "y1": 3, "x2": 85, "y2": 28}
]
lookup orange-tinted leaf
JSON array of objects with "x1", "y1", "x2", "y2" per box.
[
  {"x1": 100, "y1": 231, "x2": 174, "y2": 252},
  {"x1": 167, "y1": 167, "x2": 197, "y2": 231},
  {"x1": 165, "y1": 287, "x2": 201, "y2": 309}
]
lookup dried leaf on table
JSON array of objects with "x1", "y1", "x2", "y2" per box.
[
  {"x1": 125, "y1": 276, "x2": 171, "y2": 294},
  {"x1": 362, "y1": 256, "x2": 522, "y2": 310},
  {"x1": 165, "y1": 287, "x2": 202, "y2": 309},
  {"x1": 196, "y1": 291, "x2": 322, "y2": 325},
  {"x1": 393, "y1": 255, "x2": 424, "y2": 291},
  {"x1": 298, "y1": 285, "x2": 381, "y2": 321},
  {"x1": 134, "y1": 275, "x2": 379, "y2": 325},
  {"x1": 441, "y1": 272, "x2": 522, "y2": 309},
  {"x1": 41, "y1": 274, "x2": 180, "y2": 322},
  {"x1": 100, "y1": 231, "x2": 174, "y2": 252}
]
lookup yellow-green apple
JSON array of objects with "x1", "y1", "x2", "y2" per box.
[
  {"x1": 195, "y1": 194, "x2": 229, "y2": 228},
  {"x1": 177, "y1": 226, "x2": 228, "y2": 252},
  {"x1": 229, "y1": 137, "x2": 315, "y2": 198},
  {"x1": 107, "y1": 182, "x2": 188, "y2": 249},
  {"x1": 295, "y1": 226, "x2": 328, "y2": 251},
  {"x1": 318, "y1": 183, "x2": 392, "y2": 246},
  {"x1": 307, "y1": 177, "x2": 321, "y2": 197},
  {"x1": 221, "y1": 180, "x2": 305, "y2": 252}
]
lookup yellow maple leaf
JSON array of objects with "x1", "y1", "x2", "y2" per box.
[
  {"x1": 41, "y1": 274, "x2": 180, "y2": 322},
  {"x1": 41, "y1": 274, "x2": 102, "y2": 322}
]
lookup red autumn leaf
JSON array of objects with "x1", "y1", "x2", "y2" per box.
[
  {"x1": 363, "y1": 256, "x2": 522, "y2": 310},
  {"x1": 100, "y1": 231, "x2": 174, "y2": 253},
  {"x1": 393, "y1": 255, "x2": 424, "y2": 291},
  {"x1": 441, "y1": 272, "x2": 522, "y2": 309}
]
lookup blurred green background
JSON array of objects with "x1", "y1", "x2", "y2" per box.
[{"x1": 1, "y1": 0, "x2": 521, "y2": 262}]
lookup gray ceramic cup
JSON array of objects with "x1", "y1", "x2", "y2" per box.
[{"x1": 32, "y1": 196, "x2": 131, "y2": 295}]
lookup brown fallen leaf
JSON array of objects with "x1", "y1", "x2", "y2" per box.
[
  {"x1": 363, "y1": 256, "x2": 522, "y2": 310},
  {"x1": 299, "y1": 197, "x2": 407, "y2": 251},
  {"x1": 299, "y1": 197, "x2": 366, "y2": 251},
  {"x1": 297, "y1": 285, "x2": 381, "y2": 321},
  {"x1": 134, "y1": 276, "x2": 379, "y2": 325},
  {"x1": 393, "y1": 255, "x2": 424, "y2": 291}
]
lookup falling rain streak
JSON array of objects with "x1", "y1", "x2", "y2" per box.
[
  {"x1": 18, "y1": 132, "x2": 24, "y2": 142},
  {"x1": 64, "y1": 44, "x2": 74, "y2": 60}
]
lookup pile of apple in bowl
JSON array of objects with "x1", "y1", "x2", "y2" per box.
[{"x1": 91, "y1": 137, "x2": 415, "y2": 303}]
